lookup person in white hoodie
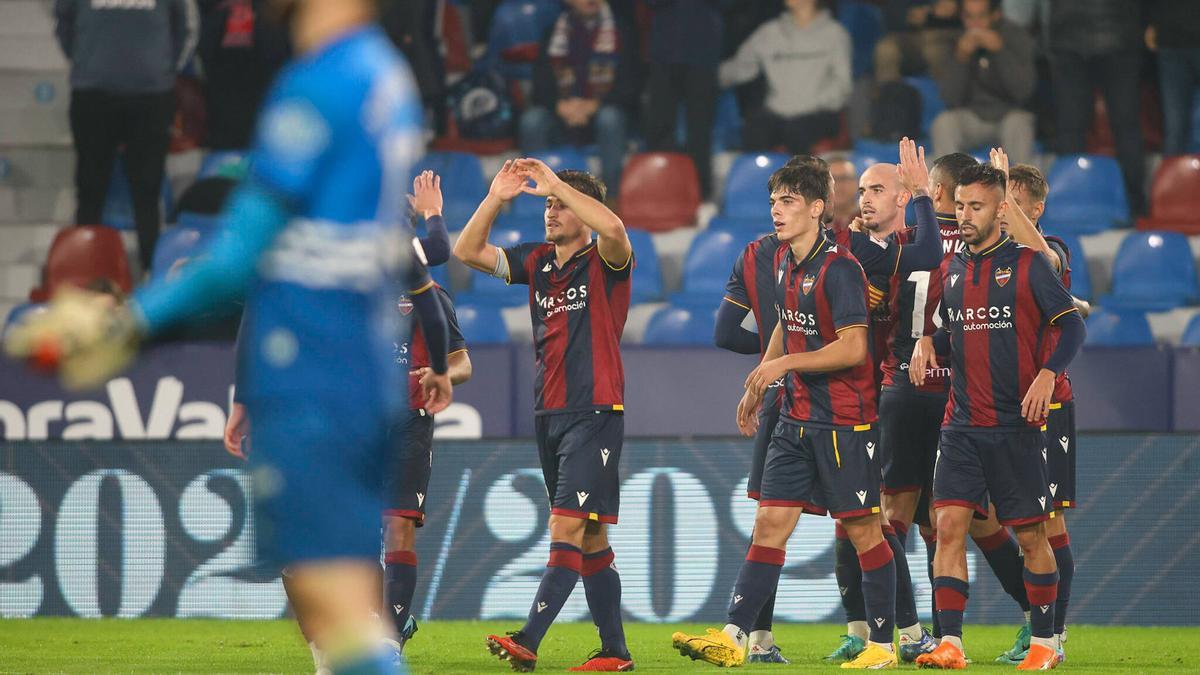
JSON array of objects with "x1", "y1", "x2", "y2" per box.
[{"x1": 719, "y1": 0, "x2": 852, "y2": 154}]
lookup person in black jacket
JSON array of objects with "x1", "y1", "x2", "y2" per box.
[
  {"x1": 518, "y1": 0, "x2": 637, "y2": 199},
  {"x1": 1146, "y1": 0, "x2": 1200, "y2": 155}
]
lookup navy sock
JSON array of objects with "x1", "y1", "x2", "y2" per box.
[
  {"x1": 727, "y1": 545, "x2": 785, "y2": 633},
  {"x1": 921, "y1": 530, "x2": 940, "y2": 638},
  {"x1": 384, "y1": 551, "x2": 417, "y2": 638},
  {"x1": 885, "y1": 524, "x2": 918, "y2": 630},
  {"x1": 859, "y1": 539, "x2": 897, "y2": 644},
  {"x1": 973, "y1": 529, "x2": 1030, "y2": 613},
  {"x1": 932, "y1": 576, "x2": 969, "y2": 639},
  {"x1": 1049, "y1": 534, "x2": 1073, "y2": 634},
  {"x1": 521, "y1": 542, "x2": 582, "y2": 652},
  {"x1": 835, "y1": 523, "x2": 866, "y2": 623},
  {"x1": 753, "y1": 590, "x2": 776, "y2": 632},
  {"x1": 1024, "y1": 568, "x2": 1059, "y2": 640},
  {"x1": 582, "y1": 548, "x2": 628, "y2": 657}
]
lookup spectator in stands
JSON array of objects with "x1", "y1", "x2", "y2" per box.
[
  {"x1": 380, "y1": 0, "x2": 447, "y2": 136},
  {"x1": 827, "y1": 154, "x2": 860, "y2": 232},
  {"x1": 642, "y1": 0, "x2": 733, "y2": 198},
  {"x1": 1146, "y1": 1, "x2": 1200, "y2": 156},
  {"x1": 875, "y1": 0, "x2": 961, "y2": 83},
  {"x1": 54, "y1": 0, "x2": 197, "y2": 273},
  {"x1": 1048, "y1": 0, "x2": 1146, "y2": 215},
  {"x1": 197, "y1": 0, "x2": 288, "y2": 150},
  {"x1": 930, "y1": 0, "x2": 1036, "y2": 164},
  {"x1": 520, "y1": 0, "x2": 637, "y2": 199},
  {"x1": 718, "y1": 0, "x2": 851, "y2": 155}
]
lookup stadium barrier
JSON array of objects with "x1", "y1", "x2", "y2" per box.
[{"x1": 2, "y1": 436, "x2": 1197, "y2": 624}]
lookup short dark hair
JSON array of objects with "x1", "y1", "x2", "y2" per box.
[
  {"x1": 557, "y1": 169, "x2": 606, "y2": 203},
  {"x1": 768, "y1": 163, "x2": 831, "y2": 205},
  {"x1": 956, "y1": 163, "x2": 1007, "y2": 195},
  {"x1": 931, "y1": 152, "x2": 978, "y2": 193},
  {"x1": 1008, "y1": 164, "x2": 1048, "y2": 203},
  {"x1": 783, "y1": 154, "x2": 829, "y2": 172}
]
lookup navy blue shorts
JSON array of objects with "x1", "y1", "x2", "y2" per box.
[
  {"x1": 383, "y1": 410, "x2": 434, "y2": 526},
  {"x1": 880, "y1": 388, "x2": 946, "y2": 527},
  {"x1": 747, "y1": 390, "x2": 782, "y2": 500},
  {"x1": 760, "y1": 417, "x2": 881, "y2": 520},
  {"x1": 247, "y1": 397, "x2": 392, "y2": 567},
  {"x1": 1046, "y1": 401, "x2": 1076, "y2": 509},
  {"x1": 934, "y1": 428, "x2": 1052, "y2": 526},
  {"x1": 536, "y1": 411, "x2": 624, "y2": 524}
]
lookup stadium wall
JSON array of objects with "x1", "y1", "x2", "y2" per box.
[{"x1": 2, "y1": 436, "x2": 1197, "y2": 625}]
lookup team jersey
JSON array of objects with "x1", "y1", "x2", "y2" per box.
[
  {"x1": 724, "y1": 233, "x2": 786, "y2": 353},
  {"x1": 503, "y1": 242, "x2": 633, "y2": 414},
  {"x1": 1043, "y1": 235, "x2": 1074, "y2": 404},
  {"x1": 880, "y1": 211, "x2": 963, "y2": 394},
  {"x1": 233, "y1": 26, "x2": 425, "y2": 413},
  {"x1": 774, "y1": 232, "x2": 877, "y2": 427},
  {"x1": 396, "y1": 285, "x2": 467, "y2": 410},
  {"x1": 939, "y1": 235, "x2": 1078, "y2": 429}
]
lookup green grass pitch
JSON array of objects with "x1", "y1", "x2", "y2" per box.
[{"x1": 0, "y1": 620, "x2": 1193, "y2": 673}]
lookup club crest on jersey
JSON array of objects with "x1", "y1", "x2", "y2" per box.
[
  {"x1": 994, "y1": 266, "x2": 1012, "y2": 287},
  {"x1": 397, "y1": 297, "x2": 413, "y2": 316},
  {"x1": 802, "y1": 274, "x2": 816, "y2": 295}
]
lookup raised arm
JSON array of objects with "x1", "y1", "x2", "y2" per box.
[
  {"x1": 516, "y1": 158, "x2": 631, "y2": 266},
  {"x1": 895, "y1": 138, "x2": 942, "y2": 274},
  {"x1": 989, "y1": 148, "x2": 1057, "y2": 270},
  {"x1": 452, "y1": 160, "x2": 527, "y2": 273},
  {"x1": 409, "y1": 170, "x2": 450, "y2": 266}
]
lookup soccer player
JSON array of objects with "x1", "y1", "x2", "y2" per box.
[
  {"x1": 453, "y1": 159, "x2": 635, "y2": 673},
  {"x1": 7, "y1": 2, "x2": 447, "y2": 673},
  {"x1": 910, "y1": 164, "x2": 1085, "y2": 670},
  {"x1": 673, "y1": 159, "x2": 900, "y2": 670}
]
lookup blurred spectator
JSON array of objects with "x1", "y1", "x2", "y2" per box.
[
  {"x1": 875, "y1": 0, "x2": 960, "y2": 83},
  {"x1": 54, "y1": 0, "x2": 198, "y2": 271},
  {"x1": 1048, "y1": 0, "x2": 1146, "y2": 215},
  {"x1": 719, "y1": 0, "x2": 851, "y2": 155},
  {"x1": 931, "y1": 0, "x2": 1036, "y2": 163},
  {"x1": 827, "y1": 153, "x2": 860, "y2": 232},
  {"x1": 197, "y1": 0, "x2": 288, "y2": 149},
  {"x1": 520, "y1": 0, "x2": 637, "y2": 198},
  {"x1": 1146, "y1": 0, "x2": 1200, "y2": 155},
  {"x1": 380, "y1": 0, "x2": 447, "y2": 135},
  {"x1": 641, "y1": 0, "x2": 732, "y2": 197}
]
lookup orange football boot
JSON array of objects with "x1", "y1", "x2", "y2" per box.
[
  {"x1": 915, "y1": 640, "x2": 967, "y2": 669},
  {"x1": 1016, "y1": 643, "x2": 1059, "y2": 671}
]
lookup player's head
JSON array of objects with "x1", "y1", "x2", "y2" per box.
[
  {"x1": 785, "y1": 155, "x2": 835, "y2": 223},
  {"x1": 544, "y1": 169, "x2": 606, "y2": 246},
  {"x1": 961, "y1": 0, "x2": 1001, "y2": 30},
  {"x1": 954, "y1": 164, "x2": 1008, "y2": 249},
  {"x1": 1007, "y1": 163, "x2": 1048, "y2": 226},
  {"x1": 768, "y1": 163, "x2": 830, "y2": 243},
  {"x1": 930, "y1": 152, "x2": 978, "y2": 212},
  {"x1": 265, "y1": 0, "x2": 376, "y2": 35},
  {"x1": 857, "y1": 163, "x2": 910, "y2": 233},
  {"x1": 785, "y1": 0, "x2": 819, "y2": 13},
  {"x1": 827, "y1": 154, "x2": 860, "y2": 218}
]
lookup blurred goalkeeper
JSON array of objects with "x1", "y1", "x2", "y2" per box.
[{"x1": 5, "y1": 1, "x2": 447, "y2": 674}]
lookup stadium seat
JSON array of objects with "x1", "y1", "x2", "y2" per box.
[
  {"x1": 1084, "y1": 308, "x2": 1154, "y2": 347},
  {"x1": 413, "y1": 151, "x2": 488, "y2": 226},
  {"x1": 101, "y1": 155, "x2": 175, "y2": 231},
  {"x1": 2, "y1": 302, "x2": 46, "y2": 341},
  {"x1": 28, "y1": 225, "x2": 133, "y2": 302},
  {"x1": 642, "y1": 303, "x2": 719, "y2": 346},
  {"x1": 618, "y1": 152, "x2": 701, "y2": 232},
  {"x1": 721, "y1": 153, "x2": 790, "y2": 220},
  {"x1": 1104, "y1": 231, "x2": 1200, "y2": 311},
  {"x1": 836, "y1": 0, "x2": 883, "y2": 79},
  {"x1": 508, "y1": 146, "x2": 589, "y2": 218},
  {"x1": 1182, "y1": 313, "x2": 1200, "y2": 347},
  {"x1": 904, "y1": 76, "x2": 945, "y2": 137},
  {"x1": 1136, "y1": 155, "x2": 1200, "y2": 235},
  {"x1": 712, "y1": 90, "x2": 742, "y2": 152},
  {"x1": 627, "y1": 229, "x2": 662, "y2": 302},
  {"x1": 454, "y1": 227, "x2": 530, "y2": 307},
  {"x1": 851, "y1": 139, "x2": 900, "y2": 165},
  {"x1": 454, "y1": 304, "x2": 510, "y2": 345},
  {"x1": 678, "y1": 229, "x2": 744, "y2": 298},
  {"x1": 176, "y1": 211, "x2": 222, "y2": 232},
  {"x1": 197, "y1": 150, "x2": 248, "y2": 180},
  {"x1": 706, "y1": 216, "x2": 772, "y2": 239},
  {"x1": 1047, "y1": 233, "x2": 1092, "y2": 302},
  {"x1": 1041, "y1": 154, "x2": 1129, "y2": 233},
  {"x1": 484, "y1": 0, "x2": 561, "y2": 82},
  {"x1": 150, "y1": 225, "x2": 206, "y2": 282}
]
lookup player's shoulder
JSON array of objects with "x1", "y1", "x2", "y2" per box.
[
  {"x1": 745, "y1": 233, "x2": 782, "y2": 256},
  {"x1": 826, "y1": 245, "x2": 865, "y2": 276}
]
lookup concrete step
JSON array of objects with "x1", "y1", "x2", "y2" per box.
[
  {"x1": 1, "y1": 261, "x2": 39, "y2": 300},
  {"x1": 0, "y1": 185, "x2": 73, "y2": 223},
  {"x1": 0, "y1": 109, "x2": 70, "y2": 145},
  {"x1": 0, "y1": 70, "x2": 69, "y2": 111},
  {"x1": 0, "y1": 221, "x2": 60, "y2": 263},
  {"x1": 0, "y1": 145, "x2": 74, "y2": 189},
  {"x1": 0, "y1": 1, "x2": 54, "y2": 38},
  {"x1": 0, "y1": 36, "x2": 67, "y2": 72}
]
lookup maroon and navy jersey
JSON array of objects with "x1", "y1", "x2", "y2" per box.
[
  {"x1": 775, "y1": 232, "x2": 877, "y2": 427},
  {"x1": 504, "y1": 242, "x2": 633, "y2": 414},
  {"x1": 939, "y1": 236, "x2": 1078, "y2": 429},
  {"x1": 831, "y1": 227, "x2": 907, "y2": 388},
  {"x1": 396, "y1": 285, "x2": 467, "y2": 411},
  {"x1": 724, "y1": 234, "x2": 786, "y2": 353},
  {"x1": 1043, "y1": 235, "x2": 1074, "y2": 404},
  {"x1": 881, "y1": 212, "x2": 963, "y2": 394}
]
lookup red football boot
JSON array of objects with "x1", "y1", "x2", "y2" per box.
[
  {"x1": 567, "y1": 648, "x2": 635, "y2": 672},
  {"x1": 486, "y1": 631, "x2": 538, "y2": 672}
]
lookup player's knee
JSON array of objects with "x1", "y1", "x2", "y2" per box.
[
  {"x1": 548, "y1": 514, "x2": 588, "y2": 546},
  {"x1": 840, "y1": 514, "x2": 885, "y2": 552},
  {"x1": 934, "y1": 510, "x2": 969, "y2": 551},
  {"x1": 581, "y1": 523, "x2": 609, "y2": 553},
  {"x1": 1012, "y1": 522, "x2": 1048, "y2": 555},
  {"x1": 751, "y1": 508, "x2": 793, "y2": 547},
  {"x1": 383, "y1": 517, "x2": 416, "y2": 553}
]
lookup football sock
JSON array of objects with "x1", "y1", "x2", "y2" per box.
[
  {"x1": 847, "y1": 620, "x2": 869, "y2": 641},
  {"x1": 835, "y1": 523, "x2": 867, "y2": 624},
  {"x1": 858, "y1": 539, "x2": 897, "y2": 645},
  {"x1": 753, "y1": 589, "x2": 776, "y2": 632},
  {"x1": 582, "y1": 547, "x2": 628, "y2": 657},
  {"x1": 972, "y1": 528, "x2": 1030, "y2": 612},
  {"x1": 921, "y1": 529, "x2": 940, "y2": 638},
  {"x1": 932, "y1": 576, "x2": 969, "y2": 640},
  {"x1": 726, "y1": 545, "x2": 785, "y2": 634},
  {"x1": 384, "y1": 551, "x2": 417, "y2": 640},
  {"x1": 884, "y1": 523, "x2": 918, "y2": 633},
  {"x1": 329, "y1": 645, "x2": 398, "y2": 675},
  {"x1": 749, "y1": 629, "x2": 774, "y2": 650},
  {"x1": 1023, "y1": 568, "x2": 1059, "y2": 640},
  {"x1": 1049, "y1": 533, "x2": 1073, "y2": 635},
  {"x1": 521, "y1": 542, "x2": 582, "y2": 652},
  {"x1": 888, "y1": 519, "x2": 910, "y2": 549}
]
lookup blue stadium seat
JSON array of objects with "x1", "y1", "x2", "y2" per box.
[
  {"x1": 721, "y1": 153, "x2": 790, "y2": 220},
  {"x1": 905, "y1": 76, "x2": 944, "y2": 137},
  {"x1": 1084, "y1": 308, "x2": 1154, "y2": 346},
  {"x1": 1048, "y1": 233, "x2": 1092, "y2": 302},
  {"x1": 2, "y1": 302, "x2": 45, "y2": 341},
  {"x1": 679, "y1": 229, "x2": 744, "y2": 298},
  {"x1": 1182, "y1": 313, "x2": 1200, "y2": 346},
  {"x1": 101, "y1": 155, "x2": 174, "y2": 230},
  {"x1": 454, "y1": 304, "x2": 510, "y2": 345},
  {"x1": 176, "y1": 211, "x2": 222, "y2": 231},
  {"x1": 627, "y1": 229, "x2": 663, "y2": 302},
  {"x1": 837, "y1": 0, "x2": 884, "y2": 79},
  {"x1": 705, "y1": 216, "x2": 772, "y2": 239},
  {"x1": 851, "y1": 139, "x2": 900, "y2": 165},
  {"x1": 642, "y1": 304, "x2": 719, "y2": 346},
  {"x1": 1041, "y1": 155, "x2": 1129, "y2": 233},
  {"x1": 1105, "y1": 231, "x2": 1200, "y2": 311},
  {"x1": 484, "y1": 0, "x2": 561, "y2": 81},
  {"x1": 455, "y1": 227, "x2": 530, "y2": 307},
  {"x1": 150, "y1": 225, "x2": 206, "y2": 282},
  {"x1": 509, "y1": 147, "x2": 589, "y2": 217},
  {"x1": 413, "y1": 151, "x2": 488, "y2": 226},
  {"x1": 197, "y1": 150, "x2": 248, "y2": 179},
  {"x1": 429, "y1": 264, "x2": 452, "y2": 293}
]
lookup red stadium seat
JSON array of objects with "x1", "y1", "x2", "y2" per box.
[
  {"x1": 1086, "y1": 86, "x2": 1163, "y2": 156},
  {"x1": 29, "y1": 225, "x2": 133, "y2": 302},
  {"x1": 1136, "y1": 155, "x2": 1200, "y2": 235},
  {"x1": 617, "y1": 152, "x2": 701, "y2": 232}
]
